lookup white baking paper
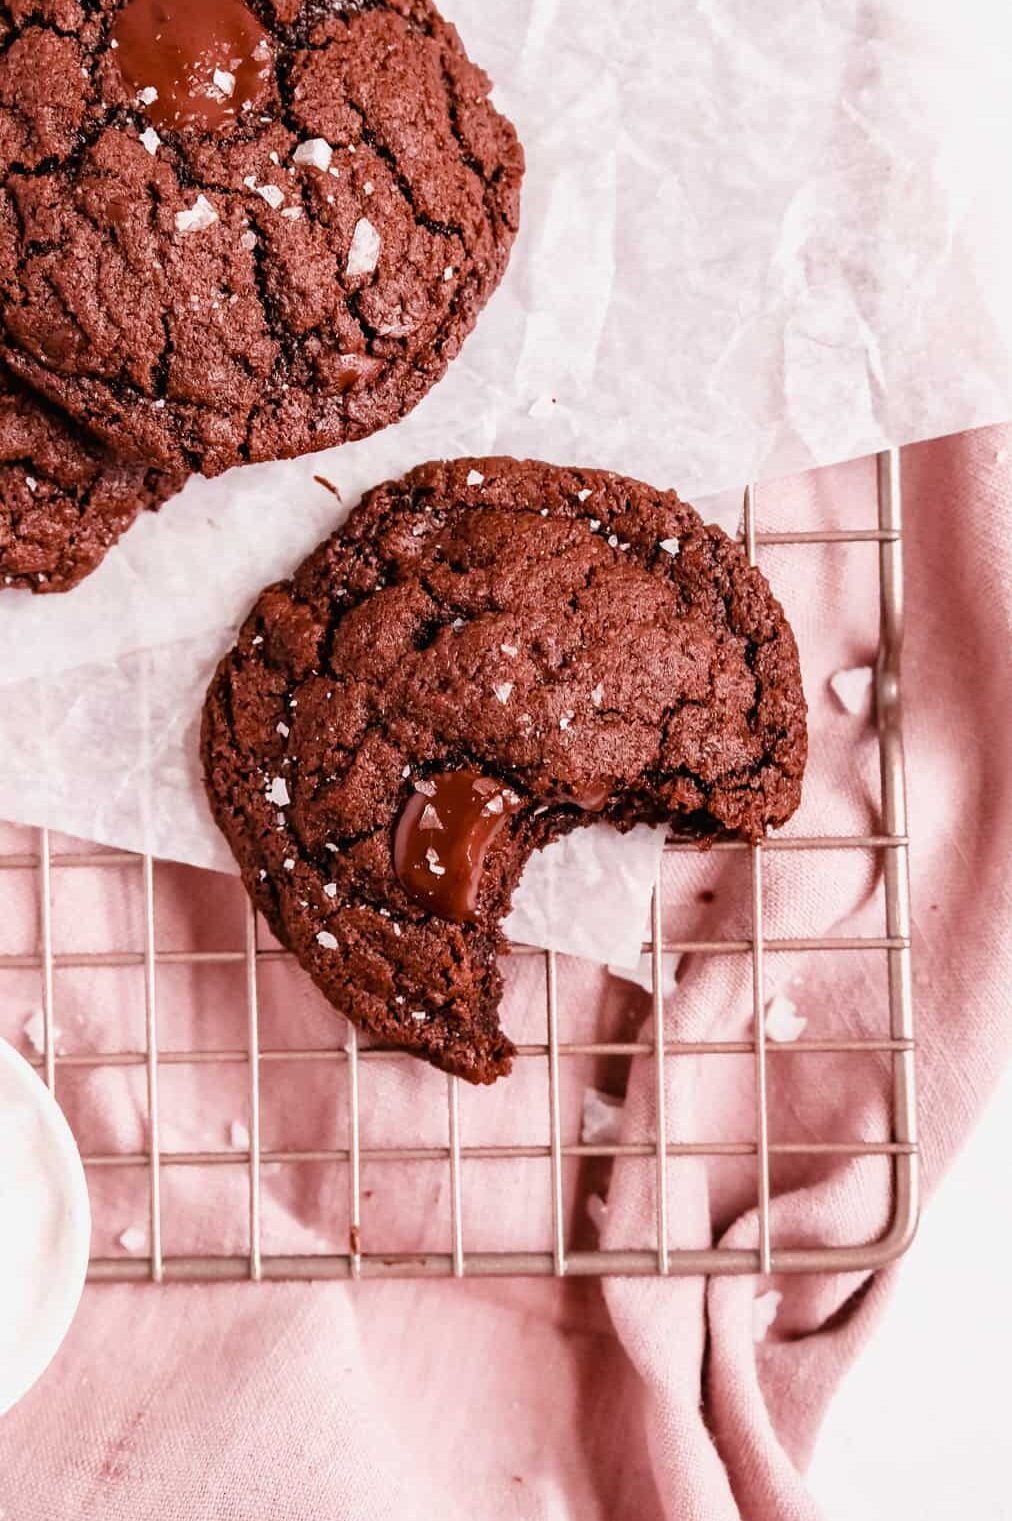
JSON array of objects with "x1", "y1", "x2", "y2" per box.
[{"x1": 0, "y1": 0, "x2": 1011, "y2": 963}]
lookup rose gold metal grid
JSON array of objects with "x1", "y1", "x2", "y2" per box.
[{"x1": 4, "y1": 451, "x2": 917, "y2": 1282}]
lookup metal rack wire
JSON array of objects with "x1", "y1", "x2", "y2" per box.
[{"x1": 2, "y1": 451, "x2": 917, "y2": 1282}]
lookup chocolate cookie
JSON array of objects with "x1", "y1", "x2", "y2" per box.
[
  {"x1": 202, "y1": 458, "x2": 808, "y2": 1084},
  {"x1": 0, "y1": 366, "x2": 182, "y2": 592},
  {"x1": 0, "y1": 0, "x2": 523, "y2": 477}
]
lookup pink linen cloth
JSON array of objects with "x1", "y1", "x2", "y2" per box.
[{"x1": 1, "y1": 425, "x2": 1010, "y2": 1519}]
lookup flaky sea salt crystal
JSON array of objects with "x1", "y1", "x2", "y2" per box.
[
  {"x1": 414, "y1": 779, "x2": 437, "y2": 797},
  {"x1": 443, "y1": 266, "x2": 454, "y2": 281},
  {"x1": 281, "y1": 207, "x2": 303, "y2": 220},
  {"x1": 577, "y1": 489, "x2": 592, "y2": 503},
  {"x1": 466, "y1": 469, "x2": 485, "y2": 487},
  {"x1": 581, "y1": 1088, "x2": 623, "y2": 1146},
  {"x1": 283, "y1": 858, "x2": 295, "y2": 872},
  {"x1": 256, "y1": 183, "x2": 285, "y2": 210},
  {"x1": 137, "y1": 85, "x2": 158, "y2": 105},
  {"x1": 118, "y1": 1225, "x2": 147, "y2": 1254},
  {"x1": 753, "y1": 1289, "x2": 783, "y2": 1343},
  {"x1": 451, "y1": 618, "x2": 466, "y2": 632},
  {"x1": 419, "y1": 805, "x2": 444, "y2": 831},
  {"x1": 239, "y1": 230, "x2": 257, "y2": 252},
  {"x1": 482, "y1": 795, "x2": 505, "y2": 817},
  {"x1": 830, "y1": 666, "x2": 874, "y2": 715},
  {"x1": 276, "y1": 722, "x2": 290, "y2": 739},
  {"x1": 590, "y1": 684, "x2": 605, "y2": 708},
  {"x1": 607, "y1": 534, "x2": 619, "y2": 549},
  {"x1": 139, "y1": 127, "x2": 160, "y2": 156},
  {"x1": 266, "y1": 776, "x2": 291, "y2": 807},
  {"x1": 765, "y1": 994, "x2": 807, "y2": 1043},
  {"x1": 174, "y1": 195, "x2": 218, "y2": 234},
  {"x1": 316, "y1": 931, "x2": 338, "y2": 950},
  {"x1": 425, "y1": 847, "x2": 445, "y2": 877},
  {"x1": 559, "y1": 711, "x2": 575, "y2": 731},
  {"x1": 293, "y1": 138, "x2": 333, "y2": 172},
  {"x1": 346, "y1": 217, "x2": 381, "y2": 277},
  {"x1": 493, "y1": 682, "x2": 514, "y2": 704},
  {"x1": 25, "y1": 476, "x2": 37, "y2": 492},
  {"x1": 324, "y1": 883, "x2": 338, "y2": 898},
  {"x1": 659, "y1": 537, "x2": 681, "y2": 556},
  {"x1": 212, "y1": 68, "x2": 235, "y2": 97},
  {"x1": 589, "y1": 519, "x2": 601, "y2": 532}
]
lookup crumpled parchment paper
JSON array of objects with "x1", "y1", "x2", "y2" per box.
[{"x1": 0, "y1": 0, "x2": 1009, "y2": 965}]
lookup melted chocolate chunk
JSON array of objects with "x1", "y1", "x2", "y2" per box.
[
  {"x1": 111, "y1": 0, "x2": 273, "y2": 133},
  {"x1": 394, "y1": 772, "x2": 523, "y2": 924}
]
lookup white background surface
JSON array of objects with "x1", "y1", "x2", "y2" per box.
[{"x1": 810, "y1": 1063, "x2": 1012, "y2": 1520}]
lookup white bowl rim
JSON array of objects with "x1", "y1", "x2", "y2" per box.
[{"x1": 0, "y1": 1036, "x2": 91, "y2": 1417}]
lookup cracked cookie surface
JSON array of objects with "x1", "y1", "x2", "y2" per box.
[
  {"x1": 201, "y1": 458, "x2": 808, "y2": 1084},
  {"x1": 0, "y1": 364, "x2": 182, "y2": 591},
  {"x1": 0, "y1": 0, "x2": 523, "y2": 477}
]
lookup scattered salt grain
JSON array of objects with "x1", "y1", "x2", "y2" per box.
[
  {"x1": 255, "y1": 183, "x2": 285, "y2": 210},
  {"x1": 25, "y1": 475, "x2": 37, "y2": 492},
  {"x1": 753, "y1": 1289, "x2": 783, "y2": 1343},
  {"x1": 451, "y1": 618, "x2": 466, "y2": 632},
  {"x1": 577, "y1": 489, "x2": 592, "y2": 503},
  {"x1": 283, "y1": 858, "x2": 295, "y2": 872},
  {"x1": 501, "y1": 643, "x2": 518, "y2": 658},
  {"x1": 659, "y1": 538, "x2": 681, "y2": 557},
  {"x1": 293, "y1": 138, "x2": 333, "y2": 172},
  {"x1": 281, "y1": 206, "x2": 303, "y2": 220},
  {"x1": 174, "y1": 195, "x2": 218, "y2": 234},
  {"x1": 419, "y1": 805, "x2": 444, "y2": 831},
  {"x1": 277, "y1": 722, "x2": 290, "y2": 739},
  {"x1": 266, "y1": 776, "x2": 291, "y2": 807},
  {"x1": 830, "y1": 666, "x2": 874, "y2": 715},
  {"x1": 559, "y1": 711, "x2": 575, "y2": 731},
  {"x1": 139, "y1": 127, "x2": 160, "y2": 155},
  {"x1": 414, "y1": 779, "x2": 437, "y2": 797},
  {"x1": 443, "y1": 265, "x2": 454, "y2": 281},
  {"x1": 363, "y1": 181, "x2": 374, "y2": 196},
  {"x1": 482, "y1": 795, "x2": 505, "y2": 817},
  {"x1": 252, "y1": 635, "x2": 263, "y2": 645},
  {"x1": 402, "y1": 765, "x2": 412, "y2": 779},
  {"x1": 229, "y1": 1119, "x2": 250, "y2": 1150},
  {"x1": 346, "y1": 217, "x2": 381, "y2": 276},
  {"x1": 324, "y1": 883, "x2": 338, "y2": 898},
  {"x1": 137, "y1": 85, "x2": 158, "y2": 105},
  {"x1": 580, "y1": 1088, "x2": 624, "y2": 1146},
  {"x1": 466, "y1": 469, "x2": 485, "y2": 487},
  {"x1": 607, "y1": 534, "x2": 619, "y2": 549},
  {"x1": 212, "y1": 68, "x2": 235, "y2": 97},
  {"x1": 589, "y1": 519, "x2": 601, "y2": 532},
  {"x1": 411, "y1": 1011, "x2": 427, "y2": 1023},
  {"x1": 316, "y1": 931, "x2": 338, "y2": 950},
  {"x1": 608, "y1": 953, "x2": 680, "y2": 998},
  {"x1": 586, "y1": 1194, "x2": 608, "y2": 1233},
  {"x1": 21, "y1": 1008, "x2": 50, "y2": 1056},
  {"x1": 325, "y1": 842, "x2": 338, "y2": 853},
  {"x1": 493, "y1": 682, "x2": 514, "y2": 704},
  {"x1": 764, "y1": 994, "x2": 807, "y2": 1044},
  {"x1": 590, "y1": 684, "x2": 605, "y2": 708},
  {"x1": 118, "y1": 1225, "x2": 147, "y2": 1255}
]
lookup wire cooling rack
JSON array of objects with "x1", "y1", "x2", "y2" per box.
[{"x1": 4, "y1": 451, "x2": 916, "y2": 1283}]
